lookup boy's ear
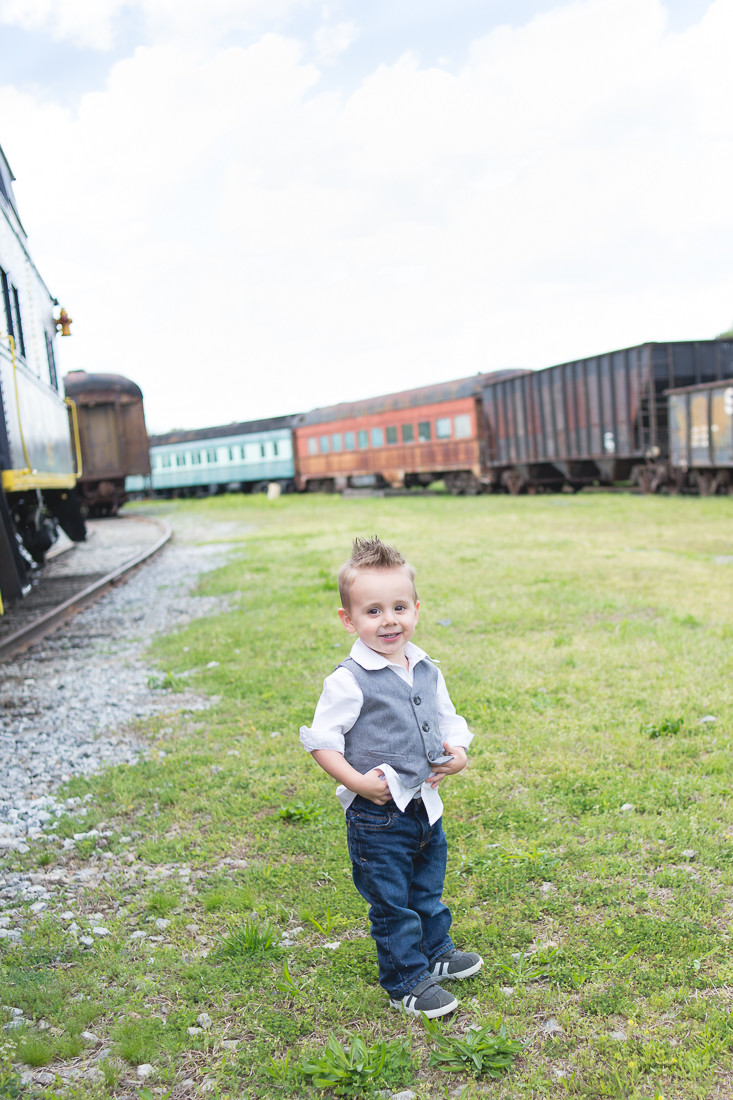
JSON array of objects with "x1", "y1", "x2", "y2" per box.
[{"x1": 338, "y1": 607, "x2": 357, "y2": 634}]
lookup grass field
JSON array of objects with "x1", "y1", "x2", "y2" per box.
[{"x1": 2, "y1": 491, "x2": 733, "y2": 1099}]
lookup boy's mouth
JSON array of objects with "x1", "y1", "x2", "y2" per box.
[{"x1": 379, "y1": 632, "x2": 401, "y2": 641}]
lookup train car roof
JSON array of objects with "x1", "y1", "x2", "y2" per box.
[
  {"x1": 149, "y1": 413, "x2": 298, "y2": 446},
  {"x1": 295, "y1": 369, "x2": 527, "y2": 427},
  {"x1": 64, "y1": 371, "x2": 144, "y2": 400},
  {"x1": 0, "y1": 144, "x2": 23, "y2": 231}
]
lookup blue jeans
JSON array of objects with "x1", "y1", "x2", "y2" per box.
[{"x1": 345, "y1": 795, "x2": 454, "y2": 998}]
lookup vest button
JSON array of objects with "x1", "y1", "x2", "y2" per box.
[
  {"x1": 422, "y1": 721, "x2": 430, "y2": 732},
  {"x1": 413, "y1": 695, "x2": 421, "y2": 705}
]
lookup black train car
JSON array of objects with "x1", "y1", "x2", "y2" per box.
[
  {"x1": 481, "y1": 341, "x2": 733, "y2": 493},
  {"x1": 667, "y1": 379, "x2": 733, "y2": 495},
  {"x1": 63, "y1": 371, "x2": 150, "y2": 515}
]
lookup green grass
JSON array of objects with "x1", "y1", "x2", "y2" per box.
[{"x1": 2, "y1": 491, "x2": 732, "y2": 1098}]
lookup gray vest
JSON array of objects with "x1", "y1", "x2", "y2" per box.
[{"x1": 339, "y1": 657, "x2": 445, "y2": 788}]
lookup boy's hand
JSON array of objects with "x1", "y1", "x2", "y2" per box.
[
  {"x1": 426, "y1": 743, "x2": 468, "y2": 787},
  {"x1": 356, "y1": 768, "x2": 392, "y2": 805}
]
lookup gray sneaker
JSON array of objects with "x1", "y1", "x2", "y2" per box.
[
  {"x1": 429, "y1": 949, "x2": 483, "y2": 982},
  {"x1": 389, "y1": 976, "x2": 458, "y2": 1018}
]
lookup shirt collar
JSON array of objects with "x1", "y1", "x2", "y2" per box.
[{"x1": 350, "y1": 636, "x2": 427, "y2": 672}]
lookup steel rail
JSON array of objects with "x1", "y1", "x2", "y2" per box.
[{"x1": 0, "y1": 516, "x2": 172, "y2": 662}]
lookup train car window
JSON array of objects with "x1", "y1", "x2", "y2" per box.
[
  {"x1": 401, "y1": 423, "x2": 414, "y2": 443},
  {"x1": 371, "y1": 427, "x2": 384, "y2": 447},
  {"x1": 175, "y1": 454, "x2": 185, "y2": 466},
  {"x1": 344, "y1": 431, "x2": 356, "y2": 450},
  {"x1": 386, "y1": 426, "x2": 398, "y2": 444},
  {"x1": 260, "y1": 443, "x2": 267, "y2": 458},
  {"x1": 454, "y1": 414, "x2": 471, "y2": 438},
  {"x1": 162, "y1": 455, "x2": 172, "y2": 467},
  {"x1": 273, "y1": 441, "x2": 279, "y2": 456},
  {"x1": 192, "y1": 452, "x2": 201, "y2": 464},
  {"x1": 208, "y1": 450, "x2": 218, "y2": 463},
  {"x1": 307, "y1": 437, "x2": 318, "y2": 456},
  {"x1": 436, "y1": 418, "x2": 451, "y2": 439},
  {"x1": 11, "y1": 286, "x2": 25, "y2": 358},
  {"x1": 358, "y1": 429, "x2": 368, "y2": 449},
  {"x1": 418, "y1": 421, "x2": 431, "y2": 442},
  {"x1": 320, "y1": 435, "x2": 330, "y2": 454},
  {"x1": 331, "y1": 433, "x2": 343, "y2": 452},
  {"x1": 45, "y1": 332, "x2": 59, "y2": 390},
  {"x1": 0, "y1": 268, "x2": 13, "y2": 340}
]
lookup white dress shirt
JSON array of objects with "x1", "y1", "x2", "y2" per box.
[{"x1": 300, "y1": 638, "x2": 473, "y2": 824}]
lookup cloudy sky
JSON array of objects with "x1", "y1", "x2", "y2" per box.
[{"x1": 1, "y1": 0, "x2": 730, "y2": 432}]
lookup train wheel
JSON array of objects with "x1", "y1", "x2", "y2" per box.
[
  {"x1": 636, "y1": 467, "x2": 654, "y2": 494},
  {"x1": 667, "y1": 469, "x2": 687, "y2": 495},
  {"x1": 502, "y1": 469, "x2": 525, "y2": 495},
  {"x1": 695, "y1": 471, "x2": 715, "y2": 496}
]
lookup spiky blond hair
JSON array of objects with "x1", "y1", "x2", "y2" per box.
[{"x1": 338, "y1": 535, "x2": 417, "y2": 610}]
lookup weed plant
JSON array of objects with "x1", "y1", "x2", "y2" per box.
[{"x1": 1, "y1": 491, "x2": 732, "y2": 1098}]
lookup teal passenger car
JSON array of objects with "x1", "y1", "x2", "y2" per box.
[{"x1": 126, "y1": 415, "x2": 296, "y2": 497}]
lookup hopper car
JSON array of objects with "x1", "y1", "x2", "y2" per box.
[
  {"x1": 667, "y1": 379, "x2": 733, "y2": 495},
  {"x1": 63, "y1": 371, "x2": 150, "y2": 515},
  {"x1": 0, "y1": 143, "x2": 85, "y2": 612},
  {"x1": 128, "y1": 414, "x2": 296, "y2": 497},
  {"x1": 480, "y1": 340, "x2": 733, "y2": 493}
]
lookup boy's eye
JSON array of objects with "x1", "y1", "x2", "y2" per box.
[
  {"x1": 368, "y1": 608, "x2": 380, "y2": 615},
  {"x1": 395, "y1": 604, "x2": 407, "y2": 612}
]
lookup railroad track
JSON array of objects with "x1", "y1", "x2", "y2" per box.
[{"x1": 0, "y1": 514, "x2": 171, "y2": 661}]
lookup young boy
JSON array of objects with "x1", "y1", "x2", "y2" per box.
[{"x1": 300, "y1": 536, "x2": 482, "y2": 1018}]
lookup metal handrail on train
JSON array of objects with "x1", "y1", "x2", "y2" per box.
[
  {"x1": 1, "y1": 332, "x2": 33, "y2": 473},
  {"x1": 64, "y1": 395, "x2": 84, "y2": 478}
]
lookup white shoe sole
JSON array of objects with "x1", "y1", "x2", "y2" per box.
[
  {"x1": 430, "y1": 956, "x2": 483, "y2": 982},
  {"x1": 389, "y1": 992, "x2": 458, "y2": 1018}
]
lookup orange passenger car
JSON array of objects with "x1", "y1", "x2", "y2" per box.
[{"x1": 293, "y1": 372, "x2": 521, "y2": 493}]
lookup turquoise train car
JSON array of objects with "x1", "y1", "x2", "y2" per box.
[{"x1": 126, "y1": 415, "x2": 296, "y2": 497}]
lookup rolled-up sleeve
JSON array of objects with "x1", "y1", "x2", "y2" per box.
[
  {"x1": 435, "y1": 669, "x2": 473, "y2": 750},
  {"x1": 299, "y1": 667, "x2": 363, "y2": 752}
]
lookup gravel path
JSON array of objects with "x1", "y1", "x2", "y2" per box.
[{"x1": 0, "y1": 521, "x2": 234, "y2": 855}]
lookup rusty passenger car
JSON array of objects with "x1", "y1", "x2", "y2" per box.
[
  {"x1": 667, "y1": 379, "x2": 733, "y2": 495},
  {"x1": 293, "y1": 371, "x2": 523, "y2": 493},
  {"x1": 63, "y1": 371, "x2": 151, "y2": 515},
  {"x1": 480, "y1": 341, "x2": 733, "y2": 494}
]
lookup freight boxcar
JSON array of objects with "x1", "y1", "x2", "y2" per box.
[
  {"x1": 63, "y1": 371, "x2": 150, "y2": 515},
  {"x1": 481, "y1": 341, "x2": 733, "y2": 493},
  {"x1": 134, "y1": 415, "x2": 296, "y2": 497},
  {"x1": 0, "y1": 143, "x2": 85, "y2": 610},
  {"x1": 667, "y1": 379, "x2": 733, "y2": 495},
  {"x1": 294, "y1": 371, "x2": 524, "y2": 493}
]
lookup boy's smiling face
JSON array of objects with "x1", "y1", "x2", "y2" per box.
[{"x1": 338, "y1": 565, "x2": 419, "y2": 666}]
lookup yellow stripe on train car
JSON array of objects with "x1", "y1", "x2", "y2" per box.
[{"x1": 1, "y1": 470, "x2": 77, "y2": 492}]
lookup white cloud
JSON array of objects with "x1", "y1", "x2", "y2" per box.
[
  {"x1": 312, "y1": 19, "x2": 357, "y2": 63},
  {"x1": 0, "y1": 0, "x2": 127, "y2": 49},
  {"x1": 2, "y1": 0, "x2": 732, "y2": 432},
  {"x1": 0, "y1": 0, "x2": 318, "y2": 49}
]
